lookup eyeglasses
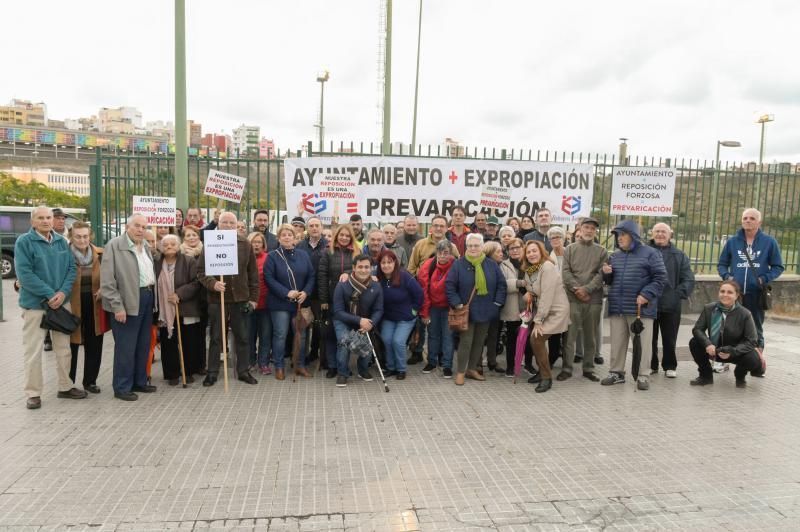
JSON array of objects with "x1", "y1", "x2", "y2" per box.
[{"x1": 508, "y1": 246, "x2": 522, "y2": 251}]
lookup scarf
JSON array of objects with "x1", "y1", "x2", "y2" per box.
[
  {"x1": 524, "y1": 262, "x2": 541, "y2": 276},
  {"x1": 710, "y1": 302, "x2": 736, "y2": 346},
  {"x1": 180, "y1": 242, "x2": 203, "y2": 257},
  {"x1": 157, "y1": 260, "x2": 177, "y2": 338},
  {"x1": 71, "y1": 245, "x2": 94, "y2": 267},
  {"x1": 348, "y1": 274, "x2": 371, "y2": 315},
  {"x1": 465, "y1": 253, "x2": 488, "y2": 295}
]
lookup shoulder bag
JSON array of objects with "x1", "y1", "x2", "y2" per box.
[{"x1": 448, "y1": 287, "x2": 476, "y2": 332}]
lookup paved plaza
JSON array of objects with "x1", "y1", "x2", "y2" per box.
[{"x1": 1, "y1": 279, "x2": 799, "y2": 531}]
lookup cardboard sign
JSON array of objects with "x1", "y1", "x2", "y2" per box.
[
  {"x1": 610, "y1": 167, "x2": 676, "y2": 216},
  {"x1": 204, "y1": 169, "x2": 247, "y2": 203},
  {"x1": 203, "y1": 230, "x2": 239, "y2": 276},
  {"x1": 132, "y1": 195, "x2": 176, "y2": 226},
  {"x1": 479, "y1": 185, "x2": 512, "y2": 211}
]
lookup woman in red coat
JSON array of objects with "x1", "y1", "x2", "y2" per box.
[{"x1": 417, "y1": 240, "x2": 456, "y2": 378}]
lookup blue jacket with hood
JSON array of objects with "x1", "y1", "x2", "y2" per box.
[
  {"x1": 603, "y1": 220, "x2": 666, "y2": 319},
  {"x1": 717, "y1": 228, "x2": 784, "y2": 295}
]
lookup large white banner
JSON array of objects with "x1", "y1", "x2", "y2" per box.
[
  {"x1": 284, "y1": 157, "x2": 594, "y2": 224},
  {"x1": 610, "y1": 167, "x2": 676, "y2": 216}
]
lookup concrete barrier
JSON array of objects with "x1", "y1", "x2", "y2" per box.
[{"x1": 684, "y1": 274, "x2": 800, "y2": 316}]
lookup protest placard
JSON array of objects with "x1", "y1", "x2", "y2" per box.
[
  {"x1": 132, "y1": 195, "x2": 176, "y2": 226},
  {"x1": 479, "y1": 185, "x2": 512, "y2": 211},
  {"x1": 204, "y1": 169, "x2": 247, "y2": 203},
  {"x1": 610, "y1": 167, "x2": 676, "y2": 216},
  {"x1": 203, "y1": 230, "x2": 239, "y2": 276}
]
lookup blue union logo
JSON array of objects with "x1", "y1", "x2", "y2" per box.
[{"x1": 561, "y1": 195, "x2": 581, "y2": 216}]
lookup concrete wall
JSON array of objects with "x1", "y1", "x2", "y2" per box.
[{"x1": 685, "y1": 274, "x2": 800, "y2": 316}]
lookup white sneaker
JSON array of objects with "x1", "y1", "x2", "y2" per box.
[
  {"x1": 665, "y1": 369, "x2": 677, "y2": 378},
  {"x1": 712, "y1": 361, "x2": 729, "y2": 373}
]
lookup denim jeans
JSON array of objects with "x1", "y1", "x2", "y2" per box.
[
  {"x1": 111, "y1": 288, "x2": 154, "y2": 394},
  {"x1": 333, "y1": 319, "x2": 370, "y2": 377},
  {"x1": 249, "y1": 309, "x2": 272, "y2": 367},
  {"x1": 380, "y1": 319, "x2": 416, "y2": 372},
  {"x1": 426, "y1": 307, "x2": 454, "y2": 369},
  {"x1": 270, "y1": 310, "x2": 307, "y2": 369}
]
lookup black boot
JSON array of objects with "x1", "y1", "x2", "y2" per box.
[
  {"x1": 407, "y1": 352, "x2": 423, "y2": 365},
  {"x1": 535, "y1": 379, "x2": 552, "y2": 393}
]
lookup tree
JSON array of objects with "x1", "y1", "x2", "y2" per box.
[{"x1": 0, "y1": 172, "x2": 89, "y2": 210}]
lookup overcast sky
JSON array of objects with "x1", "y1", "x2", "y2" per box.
[{"x1": 5, "y1": 0, "x2": 798, "y2": 163}]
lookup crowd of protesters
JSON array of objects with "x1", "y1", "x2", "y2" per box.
[{"x1": 14, "y1": 204, "x2": 783, "y2": 408}]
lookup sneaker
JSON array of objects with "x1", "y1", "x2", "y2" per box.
[
  {"x1": 336, "y1": 375, "x2": 347, "y2": 387},
  {"x1": 637, "y1": 377, "x2": 650, "y2": 391},
  {"x1": 594, "y1": 355, "x2": 604, "y2": 365},
  {"x1": 26, "y1": 397, "x2": 41, "y2": 409},
  {"x1": 325, "y1": 368, "x2": 338, "y2": 379},
  {"x1": 259, "y1": 365, "x2": 272, "y2": 376},
  {"x1": 601, "y1": 372, "x2": 625, "y2": 386},
  {"x1": 649, "y1": 368, "x2": 659, "y2": 376},
  {"x1": 712, "y1": 361, "x2": 728, "y2": 373},
  {"x1": 422, "y1": 363, "x2": 436, "y2": 374},
  {"x1": 505, "y1": 369, "x2": 514, "y2": 378},
  {"x1": 665, "y1": 369, "x2": 677, "y2": 378},
  {"x1": 442, "y1": 367, "x2": 453, "y2": 379},
  {"x1": 358, "y1": 370, "x2": 373, "y2": 382}
]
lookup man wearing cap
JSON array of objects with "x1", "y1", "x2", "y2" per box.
[
  {"x1": 523, "y1": 208, "x2": 553, "y2": 252},
  {"x1": 601, "y1": 220, "x2": 666, "y2": 390},
  {"x1": 485, "y1": 216, "x2": 501, "y2": 242},
  {"x1": 52, "y1": 208, "x2": 69, "y2": 238},
  {"x1": 290, "y1": 216, "x2": 306, "y2": 241},
  {"x1": 648, "y1": 223, "x2": 694, "y2": 378},
  {"x1": 560, "y1": 217, "x2": 607, "y2": 382}
]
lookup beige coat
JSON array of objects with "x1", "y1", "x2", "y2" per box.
[
  {"x1": 525, "y1": 260, "x2": 570, "y2": 335},
  {"x1": 69, "y1": 245, "x2": 105, "y2": 344}
]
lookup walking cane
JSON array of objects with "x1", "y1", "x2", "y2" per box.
[
  {"x1": 174, "y1": 301, "x2": 187, "y2": 388},
  {"x1": 219, "y1": 275, "x2": 229, "y2": 392},
  {"x1": 365, "y1": 331, "x2": 390, "y2": 393}
]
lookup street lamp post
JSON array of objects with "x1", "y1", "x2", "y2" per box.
[
  {"x1": 410, "y1": 0, "x2": 423, "y2": 156},
  {"x1": 755, "y1": 114, "x2": 774, "y2": 207},
  {"x1": 315, "y1": 70, "x2": 330, "y2": 153},
  {"x1": 710, "y1": 140, "x2": 741, "y2": 265}
]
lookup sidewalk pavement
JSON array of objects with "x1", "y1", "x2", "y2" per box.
[{"x1": 1, "y1": 279, "x2": 799, "y2": 531}]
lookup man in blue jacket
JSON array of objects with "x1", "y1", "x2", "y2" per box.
[
  {"x1": 717, "y1": 208, "x2": 783, "y2": 350},
  {"x1": 332, "y1": 254, "x2": 384, "y2": 387},
  {"x1": 15, "y1": 206, "x2": 83, "y2": 409},
  {"x1": 601, "y1": 220, "x2": 666, "y2": 391}
]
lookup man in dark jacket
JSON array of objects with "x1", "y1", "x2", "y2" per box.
[
  {"x1": 332, "y1": 254, "x2": 384, "y2": 387},
  {"x1": 198, "y1": 212, "x2": 260, "y2": 386},
  {"x1": 296, "y1": 216, "x2": 328, "y2": 365},
  {"x1": 522, "y1": 208, "x2": 553, "y2": 252},
  {"x1": 252, "y1": 209, "x2": 279, "y2": 251},
  {"x1": 649, "y1": 223, "x2": 694, "y2": 377},
  {"x1": 717, "y1": 208, "x2": 784, "y2": 349},
  {"x1": 601, "y1": 220, "x2": 666, "y2": 390}
]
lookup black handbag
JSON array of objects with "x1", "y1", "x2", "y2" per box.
[
  {"x1": 40, "y1": 301, "x2": 81, "y2": 334},
  {"x1": 742, "y1": 248, "x2": 772, "y2": 310}
]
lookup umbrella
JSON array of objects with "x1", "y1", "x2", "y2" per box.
[
  {"x1": 291, "y1": 303, "x2": 310, "y2": 382},
  {"x1": 314, "y1": 310, "x2": 329, "y2": 373},
  {"x1": 630, "y1": 304, "x2": 644, "y2": 380},
  {"x1": 513, "y1": 300, "x2": 534, "y2": 383}
]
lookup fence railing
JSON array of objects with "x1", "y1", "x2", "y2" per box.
[{"x1": 89, "y1": 142, "x2": 799, "y2": 273}]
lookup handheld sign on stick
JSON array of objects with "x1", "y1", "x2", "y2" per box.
[{"x1": 204, "y1": 230, "x2": 239, "y2": 392}]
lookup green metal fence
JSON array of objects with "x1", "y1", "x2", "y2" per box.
[{"x1": 89, "y1": 142, "x2": 800, "y2": 273}]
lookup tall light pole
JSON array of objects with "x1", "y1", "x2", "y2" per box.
[
  {"x1": 710, "y1": 140, "x2": 741, "y2": 265},
  {"x1": 315, "y1": 70, "x2": 330, "y2": 153},
  {"x1": 755, "y1": 113, "x2": 774, "y2": 208},
  {"x1": 382, "y1": 0, "x2": 392, "y2": 155},
  {"x1": 174, "y1": 0, "x2": 188, "y2": 211},
  {"x1": 410, "y1": 0, "x2": 423, "y2": 156}
]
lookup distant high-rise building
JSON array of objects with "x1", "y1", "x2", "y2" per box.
[
  {"x1": 202, "y1": 133, "x2": 229, "y2": 153},
  {"x1": 0, "y1": 99, "x2": 48, "y2": 126},
  {"x1": 232, "y1": 124, "x2": 260, "y2": 157},
  {"x1": 259, "y1": 138, "x2": 275, "y2": 159},
  {"x1": 188, "y1": 120, "x2": 202, "y2": 147},
  {"x1": 98, "y1": 106, "x2": 142, "y2": 134},
  {"x1": 146, "y1": 120, "x2": 174, "y2": 141}
]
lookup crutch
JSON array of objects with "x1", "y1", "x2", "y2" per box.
[
  {"x1": 174, "y1": 302, "x2": 187, "y2": 388},
  {"x1": 364, "y1": 331, "x2": 390, "y2": 393}
]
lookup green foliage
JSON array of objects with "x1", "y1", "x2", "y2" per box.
[{"x1": 0, "y1": 172, "x2": 89, "y2": 210}]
